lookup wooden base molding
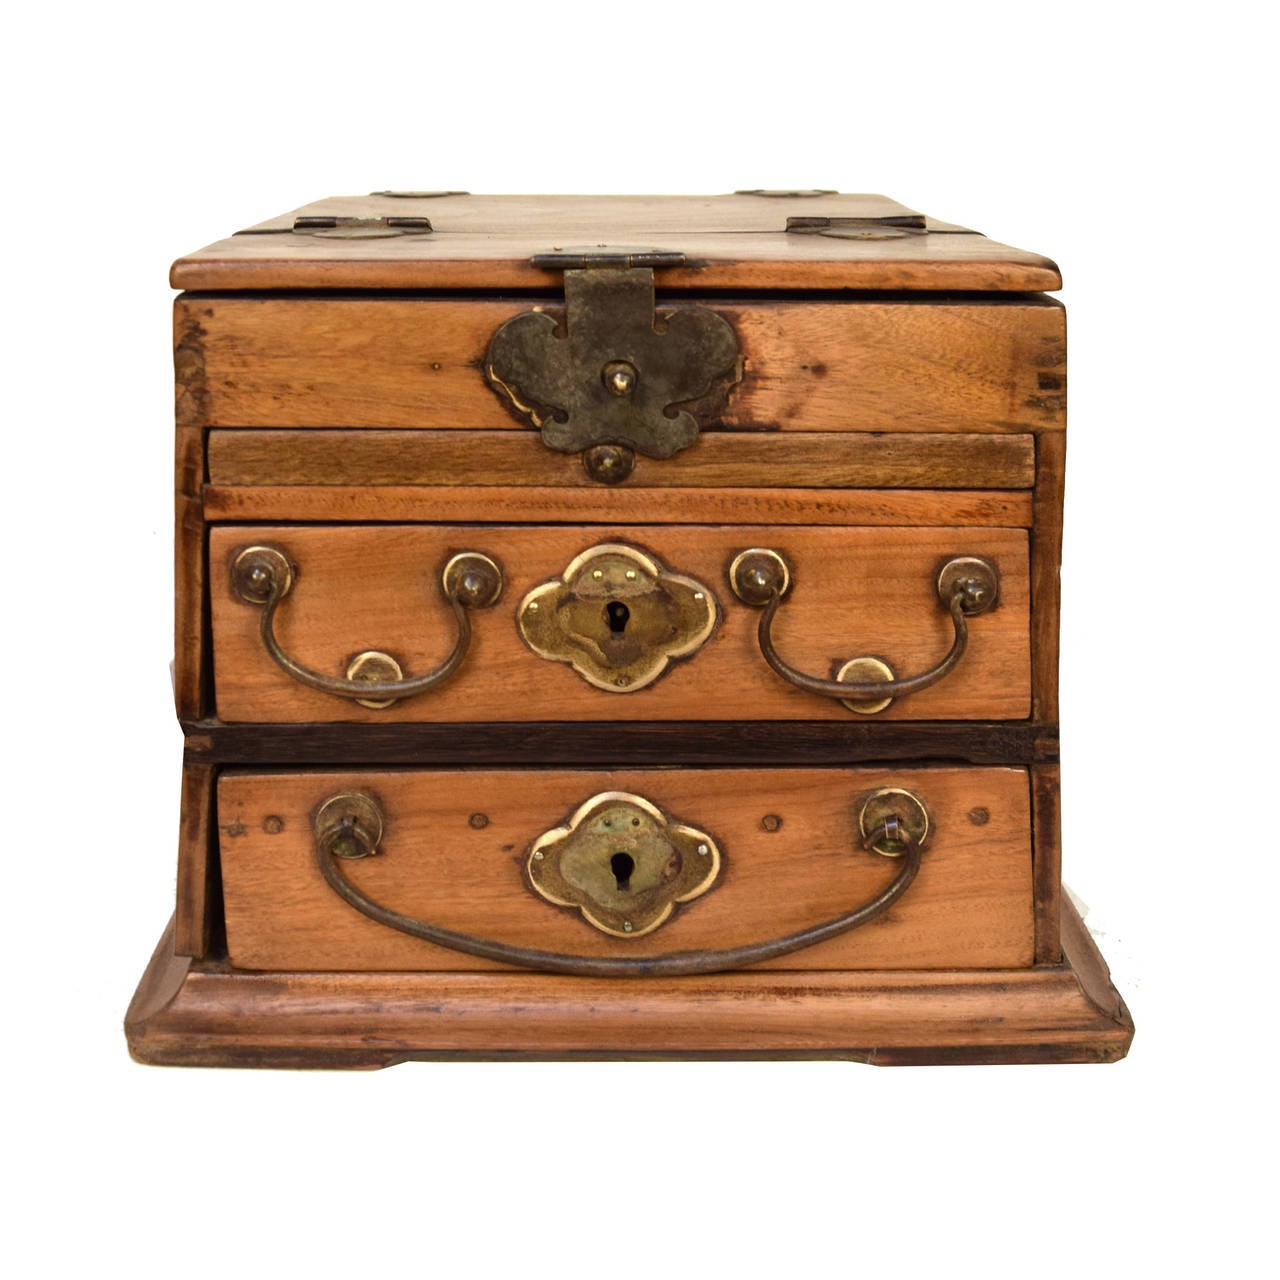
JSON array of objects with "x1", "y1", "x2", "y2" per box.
[{"x1": 126, "y1": 898, "x2": 1131, "y2": 1069}]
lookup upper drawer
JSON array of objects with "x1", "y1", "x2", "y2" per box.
[
  {"x1": 176, "y1": 295, "x2": 1065, "y2": 435},
  {"x1": 209, "y1": 523, "x2": 1030, "y2": 723}
]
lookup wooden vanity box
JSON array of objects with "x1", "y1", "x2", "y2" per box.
[{"x1": 126, "y1": 191, "x2": 1133, "y2": 1066}]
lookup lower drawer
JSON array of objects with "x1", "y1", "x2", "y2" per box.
[{"x1": 219, "y1": 766, "x2": 1033, "y2": 972}]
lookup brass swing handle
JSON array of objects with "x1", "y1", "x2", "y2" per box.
[
  {"x1": 729, "y1": 550, "x2": 999, "y2": 711},
  {"x1": 230, "y1": 545, "x2": 503, "y2": 706},
  {"x1": 312, "y1": 793, "x2": 925, "y2": 979}
]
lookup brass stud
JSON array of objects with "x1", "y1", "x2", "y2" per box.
[
  {"x1": 937, "y1": 556, "x2": 999, "y2": 616},
  {"x1": 835, "y1": 656, "x2": 896, "y2": 716},
  {"x1": 728, "y1": 548, "x2": 792, "y2": 606},
  {"x1": 231, "y1": 544, "x2": 294, "y2": 604},
  {"x1": 582, "y1": 444, "x2": 635, "y2": 485},
  {"x1": 314, "y1": 792, "x2": 384, "y2": 860},
  {"x1": 601, "y1": 360, "x2": 638, "y2": 397},
  {"x1": 857, "y1": 788, "x2": 930, "y2": 858},
  {"x1": 441, "y1": 552, "x2": 504, "y2": 608},
  {"x1": 345, "y1": 650, "x2": 405, "y2": 710}
]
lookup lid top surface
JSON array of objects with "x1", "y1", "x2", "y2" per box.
[{"x1": 172, "y1": 192, "x2": 1060, "y2": 292}]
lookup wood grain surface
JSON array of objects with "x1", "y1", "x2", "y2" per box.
[
  {"x1": 173, "y1": 761, "x2": 215, "y2": 958},
  {"x1": 218, "y1": 766, "x2": 1033, "y2": 972},
  {"x1": 202, "y1": 486, "x2": 1034, "y2": 528},
  {"x1": 175, "y1": 296, "x2": 1065, "y2": 432},
  {"x1": 180, "y1": 720, "x2": 1057, "y2": 767},
  {"x1": 236, "y1": 192, "x2": 931, "y2": 234},
  {"x1": 1032, "y1": 763, "x2": 1063, "y2": 963},
  {"x1": 171, "y1": 193, "x2": 1060, "y2": 291},
  {"x1": 207, "y1": 523, "x2": 1031, "y2": 723},
  {"x1": 1031, "y1": 430, "x2": 1066, "y2": 721},
  {"x1": 207, "y1": 430, "x2": 1037, "y2": 490},
  {"x1": 173, "y1": 426, "x2": 206, "y2": 718},
  {"x1": 125, "y1": 899, "x2": 1132, "y2": 1067}
]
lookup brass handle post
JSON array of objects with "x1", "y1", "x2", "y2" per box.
[
  {"x1": 312, "y1": 791, "x2": 925, "y2": 978},
  {"x1": 729, "y1": 549, "x2": 999, "y2": 713},
  {"x1": 231, "y1": 545, "x2": 503, "y2": 707}
]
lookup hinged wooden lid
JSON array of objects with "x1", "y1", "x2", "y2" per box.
[{"x1": 171, "y1": 192, "x2": 1060, "y2": 292}]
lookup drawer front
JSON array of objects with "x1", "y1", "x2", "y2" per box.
[
  {"x1": 209, "y1": 524, "x2": 1030, "y2": 722},
  {"x1": 206, "y1": 429, "x2": 1037, "y2": 492},
  {"x1": 219, "y1": 766, "x2": 1033, "y2": 972}
]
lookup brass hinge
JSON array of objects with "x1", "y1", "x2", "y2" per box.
[
  {"x1": 528, "y1": 246, "x2": 687, "y2": 271},
  {"x1": 291, "y1": 215, "x2": 432, "y2": 238},
  {"x1": 786, "y1": 213, "x2": 928, "y2": 239},
  {"x1": 734, "y1": 188, "x2": 838, "y2": 197},
  {"x1": 236, "y1": 215, "x2": 433, "y2": 238}
]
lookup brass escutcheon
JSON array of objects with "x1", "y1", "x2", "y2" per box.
[
  {"x1": 518, "y1": 543, "x2": 717, "y2": 692},
  {"x1": 527, "y1": 792, "x2": 721, "y2": 937}
]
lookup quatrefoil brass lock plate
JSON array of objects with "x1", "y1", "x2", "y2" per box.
[
  {"x1": 518, "y1": 543, "x2": 718, "y2": 691},
  {"x1": 528, "y1": 792, "x2": 721, "y2": 937}
]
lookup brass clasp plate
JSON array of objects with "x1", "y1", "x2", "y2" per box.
[
  {"x1": 528, "y1": 792, "x2": 721, "y2": 937},
  {"x1": 484, "y1": 261, "x2": 742, "y2": 460},
  {"x1": 518, "y1": 543, "x2": 717, "y2": 691}
]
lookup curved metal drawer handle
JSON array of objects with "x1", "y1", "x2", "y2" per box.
[
  {"x1": 729, "y1": 549, "x2": 999, "y2": 712},
  {"x1": 231, "y1": 544, "x2": 503, "y2": 706},
  {"x1": 312, "y1": 794, "x2": 924, "y2": 979}
]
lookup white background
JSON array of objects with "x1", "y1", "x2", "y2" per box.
[{"x1": 5, "y1": 2, "x2": 1274, "y2": 1276}]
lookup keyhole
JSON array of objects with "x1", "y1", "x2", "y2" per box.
[
  {"x1": 606, "y1": 600, "x2": 630, "y2": 635},
  {"x1": 610, "y1": 851, "x2": 635, "y2": 891}
]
